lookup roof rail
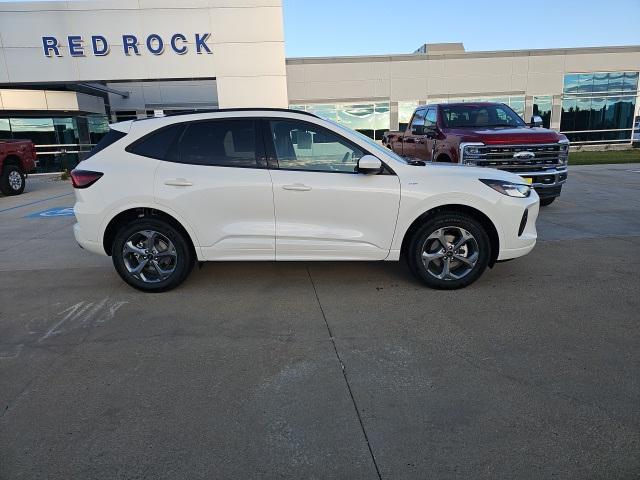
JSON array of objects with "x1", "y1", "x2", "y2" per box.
[{"x1": 132, "y1": 107, "x2": 319, "y2": 121}]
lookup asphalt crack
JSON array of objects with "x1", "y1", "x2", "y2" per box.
[{"x1": 306, "y1": 266, "x2": 383, "y2": 480}]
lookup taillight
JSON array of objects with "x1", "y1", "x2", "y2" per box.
[{"x1": 71, "y1": 170, "x2": 103, "y2": 189}]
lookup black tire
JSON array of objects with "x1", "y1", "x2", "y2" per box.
[
  {"x1": 406, "y1": 212, "x2": 491, "y2": 289},
  {"x1": 112, "y1": 218, "x2": 194, "y2": 292},
  {"x1": 0, "y1": 164, "x2": 25, "y2": 195},
  {"x1": 539, "y1": 197, "x2": 556, "y2": 207}
]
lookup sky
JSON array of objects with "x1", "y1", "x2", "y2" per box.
[{"x1": 283, "y1": 0, "x2": 640, "y2": 58}]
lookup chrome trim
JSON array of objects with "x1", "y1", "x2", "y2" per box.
[
  {"x1": 515, "y1": 167, "x2": 568, "y2": 188},
  {"x1": 458, "y1": 142, "x2": 485, "y2": 164}
]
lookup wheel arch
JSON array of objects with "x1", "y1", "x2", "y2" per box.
[
  {"x1": 102, "y1": 207, "x2": 198, "y2": 259},
  {"x1": 2, "y1": 155, "x2": 23, "y2": 173},
  {"x1": 400, "y1": 204, "x2": 500, "y2": 267}
]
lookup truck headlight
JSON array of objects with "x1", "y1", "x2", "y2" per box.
[
  {"x1": 480, "y1": 179, "x2": 531, "y2": 198},
  {"x1": 460, "y1": 143, "x2": 485, "y2": 165},
  {"x1": 464, "y1": 145, "x2": 483, "y2": 155},
  {"x1": 558, "y1": 138, "x2": 569, "y2": 164}
]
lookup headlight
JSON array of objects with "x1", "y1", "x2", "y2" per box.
[
  {"x1": 464, "y1": 145, "x2": 483, "y2": 155},
  {"x1": 480, "y1": 179, "x2": 531, "y2": 198},
  {"x1": 558, "y1": 138, "x2": 569, "y2": 164},
  {"x1": 460, "y1": 143, "x2": 485, "y2": 165}
]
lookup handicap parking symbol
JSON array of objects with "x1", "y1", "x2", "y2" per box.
[{"x1": 25, "y1": 207, "x2": 75, "y2": 218}]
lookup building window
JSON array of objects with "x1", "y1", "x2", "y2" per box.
[
  {"x1": 289, "y1": 102, "x2": 390, "y2": 140},
  {"x1": 114, "y1": 110, "x2": 138, "y2": 122},
  {"x1": 533, "y1": 96, "x2": 553, "y2": 128},
  {"x1": 0, "y1": 118, "x2": 11, "y2": 138},
  {"x1": 561, "y1": 71, "x2": 639, "y2": 143},
  {"x1": 0, "y1": 115, "x2": 110, "y2": 172}
]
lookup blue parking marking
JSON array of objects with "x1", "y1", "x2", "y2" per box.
[
  {"x1": 0, "y1": 192, "x2": 73, "y2": 214},
  {"x1": 25, "y1": 207, "x2": 75, "y2": 218}
]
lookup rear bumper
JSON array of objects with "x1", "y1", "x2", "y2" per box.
[{"x1": 74, "y1": 222, "x2": 107, "y2": 256}]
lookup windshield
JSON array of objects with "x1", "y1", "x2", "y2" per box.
[
  {"x1": 326, "y1": 120, "x2": 408, "y2": 164},
  {"x1": 441, "y1": 103, "x2": 526, "y2": 128}
]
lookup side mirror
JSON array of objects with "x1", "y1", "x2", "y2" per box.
[
  {"x1": 357, "y1": 155, "x2": 383, "y2": 174},
  {"x1": 424, "y1": 126, "x2": 438, "y2": 138},
  {"x1": 411, "y1": 125, "x2": 425, "y2": 135},
  {"x1": 530, "y1": 115, "x2": 543, "y2": 127}
]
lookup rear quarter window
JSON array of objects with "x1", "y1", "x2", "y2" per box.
[
  {"x1": 126, "y1": 124, "x2": 184, "y2": 160},
  {"x1": 85, "y1": 129, "x2": 126, "y2": 159}
]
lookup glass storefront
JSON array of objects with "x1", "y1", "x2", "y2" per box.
[
  {"x1": 560, "y1": 71, "x2": 639, "y2": 143},
  {"x1": 290, "y1": 102, "x2": 390, "y2": 140},
  {"x1": 0, "y1": 115, "x2": 109, "y2": 172}
]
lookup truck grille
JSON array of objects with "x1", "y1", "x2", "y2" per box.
[{"x1": 473, "y1": 144, "x2": 564, "y2": 172}]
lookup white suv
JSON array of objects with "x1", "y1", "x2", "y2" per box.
[{"x1": 72, "y1": 108, "x2": 539, "y2": 292}]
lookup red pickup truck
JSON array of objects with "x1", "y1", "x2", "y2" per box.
[
  {"x1": 0, "y1": 139, "x2": 37, "y2": 195},
  {"x1": 383, "y1": 102, "x2": 569, "y2": 206}
]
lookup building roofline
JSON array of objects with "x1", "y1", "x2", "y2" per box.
[{"x1": 286, "y1": 44, "x2": 640, "y2": 65}]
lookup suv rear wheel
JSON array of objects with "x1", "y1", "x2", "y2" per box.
[
  {"x1": 112, "y1": 219, "x2": 194, "y2": 292},
  {"x1": 1, "y1": 164, "x2": 25, "y2": 195},
  {"x1": 407, "y1": 212, "x2": 491, "y2": 289}
]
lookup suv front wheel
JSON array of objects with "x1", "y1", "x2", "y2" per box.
[
  {"x1": 407, "y1": 212, "x2": 491, "y2": 289},
  {"x1": 112, "y1": 218, "x2": 194, "y2": 292}
]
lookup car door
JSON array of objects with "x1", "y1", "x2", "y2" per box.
[
  {"x1": 403, "y1": 109, "x2": 426, "y2": 158},
  {"x1": 264, "y1": 118, "x2": 401, "y2": 260},
  {"x1": 153, "y1": 118, "x2": 275, "y2": 260},
  {"x1": 416, "y1": 108, "x2": 438, "y2": 161}
]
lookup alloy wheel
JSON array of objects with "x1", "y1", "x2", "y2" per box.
[
  {"x1": 122, "y1": 230, "x2": 178, "y2": 283},
  {"x1": 421, "y1": 226, "x2": 479, "y2": 281},
  {"x1": 8, "y1": 170, "x2": 23, "y2": 191}
]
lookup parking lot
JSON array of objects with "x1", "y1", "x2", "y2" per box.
[{"x1": 1, "y1": 164, "x2": 639, "y2": 479}]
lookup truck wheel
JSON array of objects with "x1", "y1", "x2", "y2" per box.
[
  {"x1": 539, "y1": 197, "x2": 556, "y2": 207},
  {"x1": 407, "y1": 212, "x2": 491, "y2": 289},
  {"x1": 111, "y1": 218, "x2": 194, "y2": 293},
  {"x1": 0, "y1": 165, "x2": 25, "y2": 195}
]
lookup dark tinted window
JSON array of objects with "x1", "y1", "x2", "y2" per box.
[
  {"x1": 127, "y1": 124, "x2": 183, "y2": 159},
  {"x1": 173, "y1": 120, "x2": 258, "y2": 167},
  {"x1": 269, "y1": 119, "x2": 364, "y2": 173},
  {"x1": 85, "y1": 128, "x2": 126, "y2": 159},
  {"x1": 441, "y1": 104, "x2": 525, "y2": 128}
]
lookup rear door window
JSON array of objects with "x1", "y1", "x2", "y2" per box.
[{"x1": 169, "y1": 119, "x2": 259, "y2": 167}]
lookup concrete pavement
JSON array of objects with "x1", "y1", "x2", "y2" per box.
[{"x1": 1, "y1": 165, "x2": 639, "y2": 479}]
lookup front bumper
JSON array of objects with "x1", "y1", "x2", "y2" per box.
[
  {"x1": 495, "y1": 192, "x2": 540, "y2": 261},
  {"x1": 512, "y1": 167, "x2": 568, "y2": 198}
]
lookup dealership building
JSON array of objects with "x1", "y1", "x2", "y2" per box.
[{"x1": 0, "y1": 1, "x2": 639, "y2": 172}]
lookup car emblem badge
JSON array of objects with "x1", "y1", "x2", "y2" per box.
[{"x1": 514, "y1": 151, "x2": 535, "y2": 160}]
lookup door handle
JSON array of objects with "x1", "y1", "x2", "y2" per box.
[
  {"x1": 164, "y1": 178, "x2": 193, "y2": 187},
  {"x1": 282, "y1": 183, "x2": 312, "y2": 191}
]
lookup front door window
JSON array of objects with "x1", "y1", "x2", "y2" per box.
[{"x1": 269, "y1": 119, "x2": 364, "y2": 173}]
